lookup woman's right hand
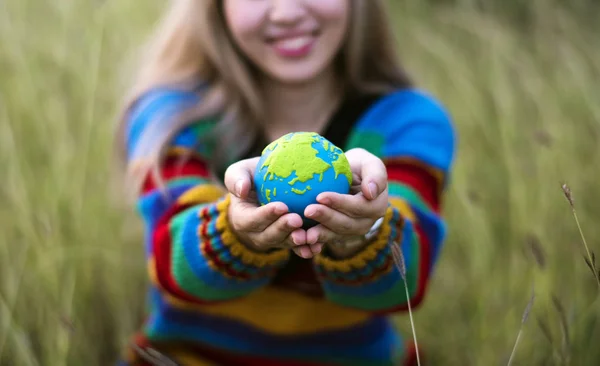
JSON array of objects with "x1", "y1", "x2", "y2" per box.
[{"x1": 224, "y1": 158, "x2": 322, "y2": 258}]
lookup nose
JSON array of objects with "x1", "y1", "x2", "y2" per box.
[{"x1": 269, "y1": 0, "x2": 306, "y2": 25}]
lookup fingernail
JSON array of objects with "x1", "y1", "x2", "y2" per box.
[
  {"x1": 274, "y1": 203, "x2": 286, "y2": 214},
  {"x1": 234, "y1": 180, "x2": 243, "y2": 197},
  {"x1": 312, "y1": 243, "x2": 323, "y2": 254},
  {"x1": 305, "y1": 208, "x2": 315, "y2": 217},
  {"x1": 302, "y1": 249, "x2": 312, "y2": 259},
  {"x1": 368, "y1": 182, "x2": 378, "y2": 199},
  {"x1": 317, "y1": 195, "x2": 330, "y2": 205}
]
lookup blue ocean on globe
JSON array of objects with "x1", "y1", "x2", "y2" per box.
[{"x1": 254, "y1": 132, "x2": 352, "y2": 228}]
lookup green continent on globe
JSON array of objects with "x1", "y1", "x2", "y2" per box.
[{"x1": 259, "y1": 132, "x2": 352, "y2": 201}]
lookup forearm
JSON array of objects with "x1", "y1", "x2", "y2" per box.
[
  {"x1": 124, "y1": 89, "x2": 294, "y2": 303},
  {"x1": 140, "y1": 154, "x2": 290, "y2": 304},
  {"x1": 150, "y1": 192, "x2": 290, "y2": 304},
  {"x1": 313, "y1": 205, "x2": 420, "y2": 313},
  {"x1": 315, "y1": 88, "x2": 456, "y2": 313},
  {"x1": 313, "y1": 162, "x2": 445, "y2": 313}
]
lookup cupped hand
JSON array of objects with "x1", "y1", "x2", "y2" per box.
[
  {"x1": 303, "y1": 148, "x2": 389, "y2": 257},
  {"x1": 224, "y1": 157, "x2": 322, "y2": 258}
]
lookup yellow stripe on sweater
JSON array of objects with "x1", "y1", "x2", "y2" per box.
[
  {"x1": 389, "y1": 197, "x2": 417, "y2": 222},
  {"x1": 148, "y1": 259, "x2": 370, "y2": 335},
  {"x1": 177, "y1": 185, "x2": 225, "y2": 206}
]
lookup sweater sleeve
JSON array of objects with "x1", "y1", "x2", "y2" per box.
[
  {"x1": 126, "y1": 88, "x2": 290, "y2": 305},
  {"x1": 312, "y1": 89, "x2": 456, "y2": 313}
]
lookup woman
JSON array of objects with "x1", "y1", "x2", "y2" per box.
[{"x1": 116, "y1": 0, "x2": 456, "y2": 365}]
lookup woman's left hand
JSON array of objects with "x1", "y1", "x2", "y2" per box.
[{"x1": 302, "y1": 148, "x2": 389, "y2": 258}]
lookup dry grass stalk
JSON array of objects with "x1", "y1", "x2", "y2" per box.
[
  {"x1": 561, "y1": 183, "x2": 600, "y2": 289},
  {"x1": 131, "y1": 343, "x2": 180, "y2": 366},
  {"x1": 390, "y1": 240, "x2": 421, "y2": 366},
  {"x1": 58, "y1": 315, "x2": 75, "y2": 334},
  {"x1": 536, "y1": 315, "x2": 563, "y2": 363},
  {"x1": 536, "y1": 316, "x2": 554, "y2": 346},
  {"x1": 526, "y1": 233, "x2": 546, "y2": 270},
  {"x1": 507, "y1": 286, "x2": 535, "y2": 366},
  {"x1": 551, "y1": 295, "x2": 571, "y2": 364}
]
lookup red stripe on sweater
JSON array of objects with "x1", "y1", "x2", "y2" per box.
[
  {"x1": 142, "y1": 156, "x2": 211, "y2": 194},
  {"x1": 373, "y1": 217, "x2": 433, "y2": 315},
  {"x1": 201, "y1": 239, "x2": 253, "y2": 280},
  {"x1": 383, "y1": 162, "x2": 437, "y2": 312},
  {"x1": 152, "y1": 203, "x2": 221, "y2": 305},
  {"x1": 196, "y1": 205, "x2": 255, "y2": 279},
  {"x1": 413, "y1": 224, "x2": 432, "y2": 306},
  {"x1": 386, "y1": 162, "x2": 440, "y2": 213}
]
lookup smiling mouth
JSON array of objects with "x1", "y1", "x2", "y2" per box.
[
  {"x1": 265, "y1": 29, "x2": 320, "y2": 44},
  {"x1": 273, "y1": 35, "x2": 314, "y2": 50},
  {"x1": 266, "y1": 30, "x2": 320, "y2": 57}
]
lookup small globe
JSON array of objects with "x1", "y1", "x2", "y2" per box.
[{"x1": 254, "y1": 132, "x2": 352, "y2": 228}]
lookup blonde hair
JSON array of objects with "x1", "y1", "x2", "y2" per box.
[{"x1": 115, "y1": 0, "x2": 412, "y2": 193}]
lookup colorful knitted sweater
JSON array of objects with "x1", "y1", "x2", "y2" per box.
[{"x1": 119, "y1": 87, "x2": 456, "y2": 366}]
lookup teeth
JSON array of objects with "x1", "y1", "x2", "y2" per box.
[{"x1": 274, "y1": 36, "x2": 313, "y2": 51}]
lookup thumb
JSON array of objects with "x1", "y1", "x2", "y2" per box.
[
  {"x1": 346, "y1": 148, "x2": 388, "y2": 200},
  {"x1": 361, "y1": 167, "x2": 388, "y2": 200},
  {"x1": 224, "y1": 157, "x2": 260, "y2": 199}
]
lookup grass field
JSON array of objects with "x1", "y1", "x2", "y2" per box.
[{"x1": 1, "y1": 0, "x2": 600, "y2": 365}]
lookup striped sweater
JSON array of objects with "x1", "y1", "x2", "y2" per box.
[{"x1": 119, "y1": 87, "x2": 456, "y2": 366}]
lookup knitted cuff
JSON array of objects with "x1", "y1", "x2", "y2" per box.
[
  {"x1": 206, "y1": 195, "x2": 290, "y2": 276},
  {"x1": 170, "y1": 191, "x2": 290, "y2": 294},
  {"x1": 313, "y1": 206, "x2": 404, "y2": 285}
]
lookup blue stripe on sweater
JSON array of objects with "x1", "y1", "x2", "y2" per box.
[
  {"x1": 353, "y1": 88, "x2": 456, "y2": 185},
  {"x1": 411, "y1": 205, "x2": 446, "y2": 272},
  {"x1": 138, "y1": 184, "x2": 198, "y2": 256},
  {"x1": 126, "y1": 89, "x2": 200, "y2": 160},
  {"x1": 144, "y1": 288, "x2": 402, "y2": 362}
]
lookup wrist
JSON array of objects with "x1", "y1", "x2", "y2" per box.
[
  {"x1": 239, "y1": 235, "x2": 272, "y2": 253},
  {"x1": 326, "y1": 217, "x2": 384, "y2": 259},
  {"x1": 326, "y1": 236, "x2": 371, "y2": 259}
]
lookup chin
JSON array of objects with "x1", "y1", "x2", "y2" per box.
[{"x1": 265, "y1": 63, "x2": 331, "y2": 85}]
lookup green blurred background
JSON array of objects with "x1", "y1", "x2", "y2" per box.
[{"x1": 1, "y1": 0, "x2": 599, "y2": 365}]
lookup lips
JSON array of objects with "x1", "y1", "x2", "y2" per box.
[
  {"x1": 266, "y1": 30, "x2": 319, "y2": 58},
  {"x1": 273, "y1": 35, "x2": 314, "y2": 50}
]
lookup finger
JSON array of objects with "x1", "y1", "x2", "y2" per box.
[
  {"x1": 310, "y1": 243, "x2": 323, "y2": 254},
  {"x1": 345, "y1": 149, "x2": 388, "y2": 200},
  {"x1": 291, "y1": 243, "x2": 323, "y2": 257},
  {"x1": 271, "y1": 229, "x2": 306, "y2": 249},
  {"x1": 292, "y1": 245, "x2": 316, "y2": 259},
  {"x1": 229, "y1": 197, "x2": 288, "y2": 232},
  {"x1": 350, "y1": 172, "x2": 362, "y2": 194},
  {"x1": 289, "y1": 228, "x2": 307, "y2": 246},
  {"x1": 316, "y1": 190, "x2": 388, "y2": 219},
  {"x1": 306, "y1": 224, "x2": 342, "y2": 245},
  {"x1": 272, "y1": 228, "x2": 307, "y2": 249},
  {"x1": 305, "y1": 204, "x2": 373, "y2": 236},
  {"x1": 253, "y1": 213, "x2": 303, "y2": 246},
  {"x1": 224, "y1": 157, "x2": 260, "y2": 198}
]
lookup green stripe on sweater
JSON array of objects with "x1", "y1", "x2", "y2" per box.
[
  {"x1": 388, "y1": 182, "x2": 432, "y2": 213},
  {"x1": 169, "y1": 207, "x2": 253, "y2": 300},
  {"x1": 325, "y1": 228, "x2": 420, "y2": 310}
]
